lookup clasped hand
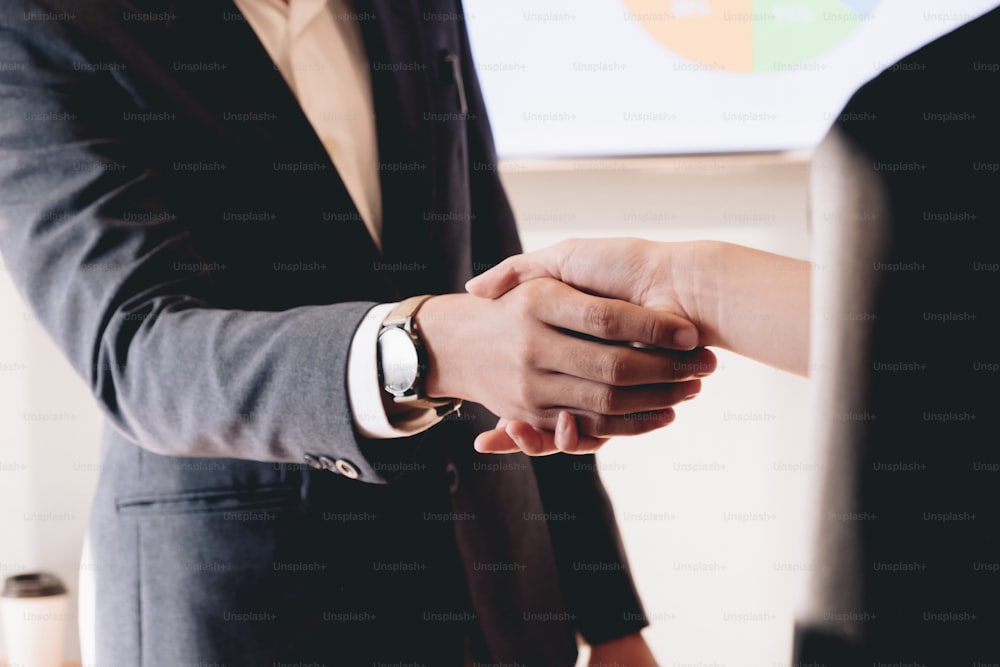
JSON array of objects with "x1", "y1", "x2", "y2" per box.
[{"x1": 416, "y1": 252, "x2": 715, "y2": 456}]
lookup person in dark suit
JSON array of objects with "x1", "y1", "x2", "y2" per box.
[
  {"x1": 0, "y1": 0, "x2": 714, "y2": 664},
  {"x1": 792, "y1": 7, "x2": 1000, "y2": 664},
  {"x1": 469, "y1": 7, "x2": 1000, "y2": 662}
]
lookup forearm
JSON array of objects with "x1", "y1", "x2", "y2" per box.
[
  {"x1": 96, "y1": 302, "x2": 376, "y2": 459},
  {"x1": 672, "y1": 241, "x2": 811, "y2": 376}
]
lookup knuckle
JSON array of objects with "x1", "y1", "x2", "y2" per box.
[
  {"x1": 509, "y1": 284, "x2": 536, "y2": 315},
  {"x1": 643, "y1": 315, "x2": 664, "y2": 346},
  {"x1": 590, "y1": 386, "x2": 617, "y2": 415},
  {"x1": 536, "y1": 407, "x2": 559, "y2": 424},
  {"x1": 556, "y1": 238, "x2": 579, "y2": 259},
  {"x1": 513, "y1": 376, "x2": 536, "y2": 410},
  {"x1": 589, "y1": 415, "x2": 614, "y2": 438},
  {"x1": 532, "y1": 275, "x2": 556, "y2": 294},
  {"x1": 585, "y1": 302, "x2": 617, "y2": 337},
  {"x1": 518, "y1": 335, "x2": 539, "y2": 367},
  {"x1": 599, "y1": 352, "x2": 628, "y2": 384},
  {"x1": 520, "y1": 434, "x2": 544, "y2": 457}
]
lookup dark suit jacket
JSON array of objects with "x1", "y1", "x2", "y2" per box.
[
  {"x1": 795, "y1": 6, "x2": 1000, "y2": 664},
  {"x1": 0, "y1": 0, "x2": 646, "y2": 664}
]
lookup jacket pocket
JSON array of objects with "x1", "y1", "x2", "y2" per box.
[{"x1": 116, "y1": 484, "x2": 299, "y2": 515}]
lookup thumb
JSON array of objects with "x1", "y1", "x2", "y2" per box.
[
  {"x1": 466, "y1": 253, "x2": 559, "y2": 299},
  {"x1": 474, "y1": 418, "x2": 520, "y2": 454}
]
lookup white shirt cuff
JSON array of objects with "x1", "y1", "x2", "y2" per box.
[{"x1": 347, "y1": 303, "x2": 443, "y2": 439}]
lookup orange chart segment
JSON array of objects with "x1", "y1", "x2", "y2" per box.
[{"x1": 623, "y1": 0, "x2": 755, "y2": 72}]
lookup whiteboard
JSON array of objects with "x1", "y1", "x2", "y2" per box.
[{"x1": 462, "y1": 0, "x2": 998, "y2": 156}]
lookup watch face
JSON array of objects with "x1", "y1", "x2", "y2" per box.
[{"x1": 378, "y1": 326, "x2": 420, "y2": 396}]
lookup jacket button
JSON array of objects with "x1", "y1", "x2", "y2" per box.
[
  {"x1": 318, "y1": 455, "x2": 338, "y2": 472},
  {"x1": 303, "y1": 453, "x2": 323, "y2": 470},
  {"x1": 445, "y1": 461, "x2": 459, "y2": 493},
  {"x1": 334, "y1": 459, "x2": 360, "y2": 479}
]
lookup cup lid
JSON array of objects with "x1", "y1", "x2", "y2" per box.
[{"x1": 2, "y1": 572, "x2": 67, "y2": 598}]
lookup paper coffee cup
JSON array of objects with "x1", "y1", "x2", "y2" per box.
[{"x1": 1, "y1": 572, "x2": 68, "y2": 667}]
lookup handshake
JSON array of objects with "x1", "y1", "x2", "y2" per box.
[{"x1": 414, "y1": 238, "x2": 811, "y2": 456}]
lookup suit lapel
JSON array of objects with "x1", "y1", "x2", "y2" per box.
[
  {"x1": 165, "y1": 0, "x2": 384, "y2": 258},
  {"x1": 167, "y1": 0, "x2": 337, "y2": 159},
  {"x1": 162, "y1": 0, "x2": 458, "y2": 298},
  {"x1": 356, "y1": 0, "x2": 444, "y2": 296},
  {"x1": 358, "y1": 0, "x2": 434, "y2": 171}
]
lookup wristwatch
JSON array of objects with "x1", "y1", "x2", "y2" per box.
[{"x1": 377, "y1": 295, "x2": 462, "y2": 421}]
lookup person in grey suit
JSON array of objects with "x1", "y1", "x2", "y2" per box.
[{"x1": 0, "y1": 0, "x2": 712, "y2": 664}]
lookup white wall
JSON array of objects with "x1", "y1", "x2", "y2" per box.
[
  {"x1": 0, "y1": 259, "x2": 103, "y2": 663},
  {"x1": 0, "y1": 153, "x2": 816, "y2": 666}
]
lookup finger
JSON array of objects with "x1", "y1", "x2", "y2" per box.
[
  {"x1": 477, "y1": 418, "x2": 607, "y2": 456},
  {"x1": 554, "y1": 410, "x2": 578, "y2": 452},
  {"x1": 511, "y1": 364, "x2": 702, "y2": 418},
  {"x1": 471, "y1": 421, "x2": 567, "y2": 457},
  {"x1": 670, "y1": 347, "x2": 718, "y2": 379},
  {"x1": 505, "y1": 420, "x2": 560, "y2": 457},
  {"x1": 528, "y1": 279, "x2": 698, "y2": 350},
  {"x1": 569, "y1": 408, "x2": 677, "y2": 439},
  {"x1": 474, "y1": 421, "x2": 554, "y2": 456},
  {"x1": 554, "y1": 377, "x2": 702, "y2": 416},
  {"x1": 473, "y1": 428, "x2": 521, "y2": 454},
  {"x1": 536, "y1": 332, "x2": 717, "y2": 386},
  {"x1": 466, "y1": 251, "x2": 560, "y2": 299},
  {"x1": 509, "y1": 407, "x2": 677, "y2": 438},
  {"x1": 554, "y1": 411, "x2": 608, "y2": 454},
  {"x1": 488, "y1": 407, "x2": 675, "y2": 444}
]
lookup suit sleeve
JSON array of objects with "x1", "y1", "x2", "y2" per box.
[
  {"x1": 531, "y1": 456, "x2": 650, "y2": 644},
  {"x1": 456, "y1": 17, "x2": 649, "y2": 644},
  {"x1": 0, "y1": 12, "x2": 409, "y2": 483}
]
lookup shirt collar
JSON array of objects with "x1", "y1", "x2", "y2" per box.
[{"x1": 288, "y1": 0, "x2": 330, "y2": 39}]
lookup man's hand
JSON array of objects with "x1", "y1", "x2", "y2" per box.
[
  {"x1": 416, "y1": 278, "x2": 715, "y2": 444},
  {"x1": 587, "y1": 632, "x2": 660, "y2": 667}
]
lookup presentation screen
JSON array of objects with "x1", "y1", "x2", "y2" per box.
[{"x1": 462, "y1": 0, "x2": 997, "y2": 157}]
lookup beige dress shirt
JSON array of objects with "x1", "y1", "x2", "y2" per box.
[{"x1": 234, "y1": 0, "x2": 441, "y2": 439}]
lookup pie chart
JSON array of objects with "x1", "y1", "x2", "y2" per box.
[{"x1": 623, "y1": 0, "x2": 879, "y2": 72}]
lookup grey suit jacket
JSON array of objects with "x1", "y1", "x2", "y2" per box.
[{"x1": 0, "y1": 0, "x2": 647, "y2": 664}]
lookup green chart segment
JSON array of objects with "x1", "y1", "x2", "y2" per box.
[
  {"x1": 756, "y1": 0, "x2": 869, "y2": 71},
  {"x1": 623, "y1": 0, "x2": 878, "y2": 73}
]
